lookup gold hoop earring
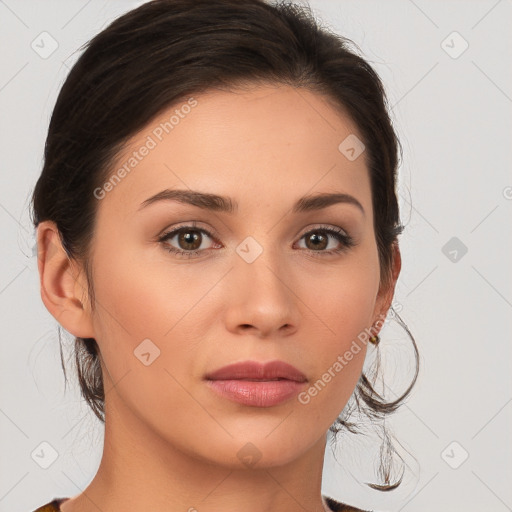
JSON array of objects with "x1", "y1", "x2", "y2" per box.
[{"x1": 369, "y1": 334, "x2": 380, "y2": 345}]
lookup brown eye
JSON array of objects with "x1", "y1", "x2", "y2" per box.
[
  {"x1": 304, "y1": 232, "x2": 328, "y2": 251},
  {"x1": 297, "y1": 226, "x2": 355, "y2": 256},
  {"x1": 176, "y1": 229, "x2": 203, "y2": 251},
  {"x1": 158, "y1": 223, "x2": 219, "y2": 258},
  {"x1": 158, "y1": 223, "x2": 355, "y2": 260}
]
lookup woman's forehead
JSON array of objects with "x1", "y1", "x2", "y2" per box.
[{"x1": 98, "y1": 85, "x2": 370, "y2": 215}]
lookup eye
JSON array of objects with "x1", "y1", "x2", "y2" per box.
[
  {"x1": 158, "y1": 222, "x2": 355, "y2": 259},
  {"x1": 158, "y1": 221, "x2": 220, "y2": 259},
  {"x1": 295, "y1": 225, "x2": 355, "y2": 256}
]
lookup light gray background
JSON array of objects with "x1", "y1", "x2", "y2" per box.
[{"x1": 1, "y1": 1, "x2": 511, "y2": 511}]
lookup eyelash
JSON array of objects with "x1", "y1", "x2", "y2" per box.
[{"x1": 157, "y1": 221, "x2": 356, "y2": 259}]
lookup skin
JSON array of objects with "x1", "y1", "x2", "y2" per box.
[{"x1": 37, "y1": 84, "x2": 400, "y2": 512}]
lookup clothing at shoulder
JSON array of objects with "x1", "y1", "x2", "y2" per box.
[
  {"x1": 324, "y1": 495, "x2": 373, "y2": 512},
  {"x1": 32, "y1": 497, "x2": 69, "y2": 512},
  {"x1": 32, "y1": 496, "x2": 372, "y2": 512}
]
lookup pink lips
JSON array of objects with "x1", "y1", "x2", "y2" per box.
[{"x1": 205, "y1": 360, "x2": 307, "y2": 407}]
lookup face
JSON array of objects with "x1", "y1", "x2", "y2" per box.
[{"x1": 83, "y1": 84, "x2": 391, "y2": 468}]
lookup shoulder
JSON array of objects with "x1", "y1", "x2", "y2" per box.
[
  {"x1": 32, "y1": 498, "x2": 69, "y2": 512},
  {"x1": 33, "y1": 496, "x2": 369, "y2": 512},
  {"x1": 324, "y1": 495, "x2": 374, "y2": 512}
]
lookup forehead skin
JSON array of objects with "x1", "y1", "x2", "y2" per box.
[{"x1": 94, "y1": 84, "x2": 373, "y2": 251}]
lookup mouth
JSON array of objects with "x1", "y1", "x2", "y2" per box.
[
  {"x1": 204, "y1": 360, "x2": 307, "y2": 407},
  {"x1": 205, "y1": 359, "x2": 307, "y2": 382},
  {"x1": 232, "y1": 378, "x2": 287, "y2": 381}
]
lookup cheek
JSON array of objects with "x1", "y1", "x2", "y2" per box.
[
  {"x1": 89, "y1": 251, "x2": 213, "y2": 437},
  {"x1": 90, "y1": 239, "x2": 208, "y2": 339},
  {"x1": 295, "y1": 309, "x2": 371, "y2": 431},
  {"x1": 88, "y1": 241, "x2": 223, "y2": 397},
  {"x1": 300, "y1": 252, "x2": 380, "y2": 411},
  {"x1": 311, "y1": 249, "x2": 380, "y2": 345},
  {"x1": 307, "y1": 291, "x2": 373, "y2": 402}
]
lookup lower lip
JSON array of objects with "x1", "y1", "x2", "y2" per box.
[{"x1": 206, "y1": 379, "x2": 305, "y2": 407}]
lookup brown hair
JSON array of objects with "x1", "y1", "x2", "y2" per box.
[{"x1": 31, "y1": 0, "x2": 418, "y2": 490}]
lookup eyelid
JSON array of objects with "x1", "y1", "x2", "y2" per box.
[
  {"x1": 158, "y1": 220, "x2": 356, "y2": 260},
  {"x1": 158, "y1": 221, "x2": 351, "y2": 243},
  {"x1": 296, "y1": 223, "x2": 348, "y2": 237},
  {"x1": 157, "y1": 220, "x2": 221, "y2": 241},
  {"x1": 295, "y1": 224, "x2": 355, "y2": 251}
]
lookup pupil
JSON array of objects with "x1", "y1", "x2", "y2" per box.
[
  {"x1": 181, "y1": 231, "x2": 200, "y2": 250},
  {"x1": 309, "y1": 233, "x2": 326, "y2": 250}
]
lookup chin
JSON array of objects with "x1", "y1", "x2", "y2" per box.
[{"x1": 191, "y1": 430, "x2": 315, "y2": 470}]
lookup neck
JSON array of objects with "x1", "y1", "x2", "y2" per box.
[{"x1": 62, "y1": 396, "x2": 330, "y2": 512}]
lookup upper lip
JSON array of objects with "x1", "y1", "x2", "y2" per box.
[{"x1": 205, "y1": 360, "x2": 307, "y2": 382}]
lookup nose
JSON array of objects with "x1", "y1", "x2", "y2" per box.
[{"x1": 223, "y1": 250, "x2": 300, "y2": 339}]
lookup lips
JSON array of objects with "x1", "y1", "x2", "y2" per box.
[
  {"x1": 205, "y1": 360, "x2": 307, "y2": 382},
  {"x1": 205, "y1": 360, "x2": 307, "y2": 407}
]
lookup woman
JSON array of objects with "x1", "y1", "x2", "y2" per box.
[{"x1": 31, "y1": 0, "x2": 418, "y2": 510}]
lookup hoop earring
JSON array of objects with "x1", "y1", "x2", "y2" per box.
[{"x1": 369, "y1": 334, "x2": 380, "y2": 346}]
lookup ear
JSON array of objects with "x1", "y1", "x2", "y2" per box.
[
  {"x1": 371, "y1": 242, "x2": 401, "y2": 336},
  {"x1": 36, "y1": 220, "x2": 95, "y2": 338}
]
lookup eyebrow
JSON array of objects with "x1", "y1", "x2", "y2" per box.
[{"x1": 138, "y1": 189, "x2": 365, "y2": 216}]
